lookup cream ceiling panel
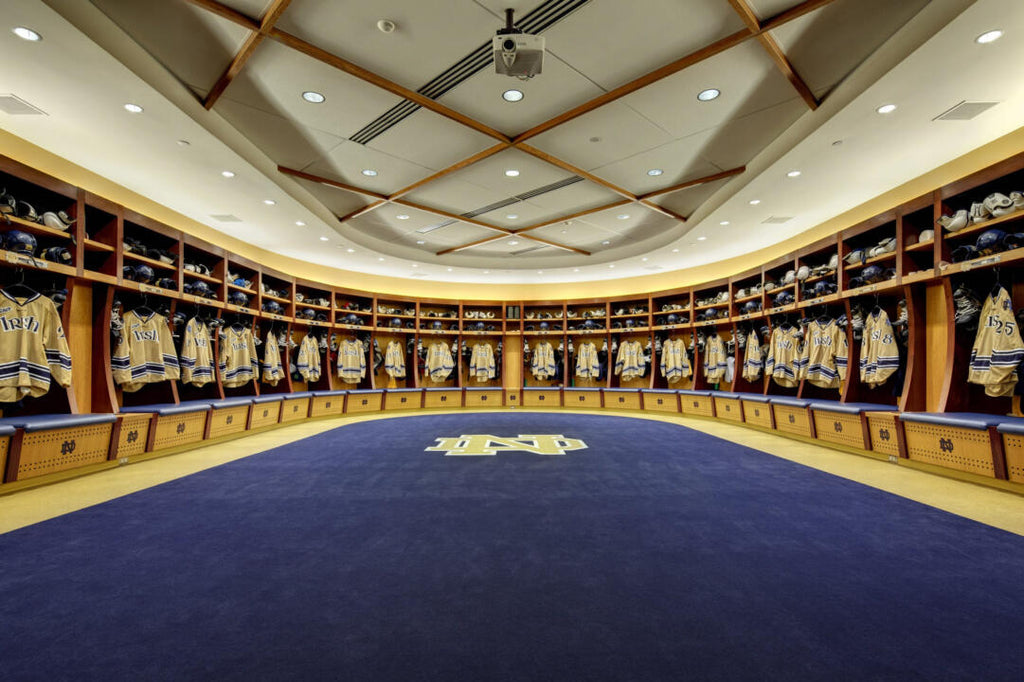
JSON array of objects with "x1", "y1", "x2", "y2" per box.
[
  {"x1": 304, "y1": 140, "x2": 431, "y2": 195},
  {"x1": 418, "y1": 222, "x2": 499, "y2": 246},
  {"x1": 526, "y1": 220, "x2": 620, "y2": 250},
  {"x1": 367, "y1": 108, "x2": 495, "y2": 172},
  {"x1": 90, "y1": 0, "x2": 251, "y2": 94},
  {"x1": 620, "y1": 40, "x2": 797, "y2": 139},
  {"x1": 539, "y1": 0, "x2": 747, "y2": 90},
  {"x1": 527, "y1": 102, "x2": 675, "y2": 171},
  {"x1": 401, "y1": 176, "x2": 509, "y2": 216},
  {"x1": 520, "y1": 180, "x2": 622, "y2": 214},
  {"x1": 215, "y1": 0, "x2": 274, "y2": 18},
  {"x1": 590, "y1": 142, "x2": 723, "y2": 196},
  {"x1": 689, "y1": 98, "x2": 807, "y2": 171},
  {"x1": 274, "y1": 0, "x2": 501, "y2": 91},
  {"x1": 771, "y1": 0, "x2": 931, "y2": 95},
  {"x1": 455, "y1": 148, "x2": 573, "y2": 195},
  {"x1": 293, "y1": 178, "x2": 373, "y2": 217},
  {"x1": 476, "y1": 201, "x2": 552, "y2": 230},
  {"x1": 437, "y1": 52, "x2": 605, "y2": 137},
  {"x1": 650, "y1": 177, "x2": 733, "y2": 217},
  {"x1": 745, "y1": 0, "x2": 808, "y2": 19},
  {"x1": 215, "y1": 98, "x2": 345, "y2": 170},
  {"x1": 223, "y1": 40, "x2": 405, "y2": 139},
  {"x1": 356, "y1": 204, "x2": 442, "y2": 233},
  {"x1": 576, "y1": 204, "x2": 673, "y2": 234}
]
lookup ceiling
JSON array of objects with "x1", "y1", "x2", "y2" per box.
[{"x1": 3, "y1": 0, "x2": 1023, "y2": 284}]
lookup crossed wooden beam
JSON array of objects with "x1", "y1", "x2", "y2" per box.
[{"x1": 185, "y1": 0, "x2": 833, "y2": 256}]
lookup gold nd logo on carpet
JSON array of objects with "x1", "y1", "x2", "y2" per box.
[{"x1": 426, "y1": 435, "x2": 588, "y2": 456}]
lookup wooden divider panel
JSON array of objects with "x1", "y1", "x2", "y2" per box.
[
  {"x1": 249, "y1": 402, "x2": 282, "y2": 428},
  {"x1": 523, "y1": 389, "x2": 561, "y2": 407},
  {"x1": 772, "y1": 405, "x2": 813, "y2": 437},
  {"x1": 1002, "y1": 432, "x2": 1024, "y2": 484},
  {"x1": 115, "y1": 414, "x2": 152, "y2": 458},
  {"x1": 564, "y1": 390, "x2": 601, "y2": 408},
  {"x1": 17, "y1": 423, "x2": 113, "y2": 479},
  {"x1": 208, "y1": 406, "x2": 251, "y2": 438},
  {"x1": 903, "y1": 423, "x2": 995, "y2": 477},
  {"x1": 742, "y1": 402, "x2": 773, "y2": 428},
  {"x1": 346, "y1": 392, "x2": 383, "y2": 413},
  {"x1": 310, "y1": 395, "x2": 345, "y2": 417},
  {"x1": 714, "y1": 397, "x2": 744, "y2": 423},
  {"x1": 641, "y1": 391, "x2": 679, "y2": 413},
  {"x1": 280, "y1": 397, "x2": 311, "y2": 422},
  {"x1": 423, "y1": 390, "x2": 461, "y2": 409},
  {"x1": 465, "y1": 390, "x2": 503, "y2": 407},
  {"x1": 812, "y1": 411, "x2": 868, "y2": 449},
  {"x1": 867, "y1": 412, "x2": 900, "y2": 457},
  {"x1": 153, "y1": 412, "x2": 208, "y2": 451},
  {"x1": 680, "y1": 395, "x2": 714, "y2": 417}
]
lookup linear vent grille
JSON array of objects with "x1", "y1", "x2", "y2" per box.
[
  {"x1": 0, "y1": 94, "x2": 46, "y2": 115},
  {"x1": 762, "y1": 216, "x2": 793, "y2": 224},
  {"x1": 350, "y1": 0, "x2": 591, "y2": 144},
  {"x1": 934, "y1": 101, "x2": 999, "y2": 121},
  {"x1": 408, "y1": 176, "x2": 585, "y2": 230}
]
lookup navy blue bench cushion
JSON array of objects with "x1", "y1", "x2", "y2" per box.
[
  {"x1": 423, "y1": 388, "x2": 454, "y2": 392},
  {"x1": 209, "y1": 397, "x2": 254, "y2": 410},
  {"x1": 769, "y1": 397, "x2": 812, "y2": 408},
  {"x1": 465, "y1": 387, "x2": 501, "y2": 391},
  {"x1": 0, "y1": 413, "x2": 116, "y2": 434},
  {"x1": 678, "y1": 390, "x2": 712, "y2": 397},
  {"x1": 738, "y1": 394, "x2": 772, "y2": 404},
  {"x1": 996, "y1": 418, "x2": 1024, "y2": 436},
  {"x1": 899, "y1": 412, "x2": 1006, "y2": 430},
  {"x1": 524, "y1": 387, "x2": 559, "y2": 391},
  {"x1": 312, "y1": 390, "x2": 347, "y2": 397},
  {"x1": 282, "y1": 392, "x2": 314, "y2": 400},
  {"x1": 604, "y1": 388, "x2": 639, "y2": 393},
  {"x1": 710, "y1": 391, "x2": 742, "y2": 399},
  {"x1": 120, "y1": 402, "x2": 211, "y2": 416},
  {"x1": 252, "y1": 395, "x2": 285, "y2": 404},
  {"x1": 565, "y1": 387, "x2": 601, "y2": 392},
  {"x1": 642, "y1": 389, "x2": 678, "y2": 394},
  {"x1": 809, "y1": 401, "x2": 897, "y2": 415},
  {"x1": 347, "y1": 389, "x2": 383, "y2": 394}
]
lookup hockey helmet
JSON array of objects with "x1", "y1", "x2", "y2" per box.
[
  {"x1": 5, "y1": 229, "x2": 37, "y2": 255},
  {"x1": 743, "y1": 300, "x2": 760, "y2": 314},
  {"x1": 40, "y1": 210, "x2": 75, "y2": 231},
  {"x1": 870, "y1": 237, "x2": 897, "y2": 257},
  {"x1": 16, "y1": 201, "x2": 38, "y2": 222},
  {"x1": 474, "y1": 321, "x2": 486, "y2": 331},
  {"x1": 844, "y1": 249, "x2": 865, "y2": 265},
  {"x1": 625, "y1": 318, "x2": 635, "y2": 328},
  {"x1": 262, "y1": 300, "x2": 283, "y2": 315},
  {"x1": 773, "y1": 291, "x2": 793, "y2": 307},
  {"x1": 299, "y1": 308, "x2": 315, "y2": 320},
  {"x1": 976, "y1": 229, "x2": 1007, "y2": 256},
  {"x1": 41, "y1": 246, "x2": 72, "y2": 264},
  {"x1": 782, "y1": 269, "x2": 796, "y2": 285},
  {"x1": 666, "y1": 313, "x2": 679, "y2": 325},
  {"x1": 1003, "y1": 232, "x2": 1024, "y2": 250},
  {"x1": 133, "y1": 264, "x2": 155, "y2": 284},
  {"x1": 828, "y1": 253, "x2": 839, "y2": 270},
  {"x1": 190, "y1": 280, "x2": 213, "y2": 298},
  {"x1": 155, "y1": 277, "x2": 177, "y2": 290},
  {"x1": 583, "y1": 319, "x2": 597, "y2": 330},
  {"x1": 346, "y1": 313, "x2": 362, "y2": 326},
  {"x1": 813, "y1": 280, "x2": 834, "y2": 297},
  {"x1": 764, "y1": 280, "x2": 776, "y2": 292},
  {"x1": 539, "y1": 321, "x2": 550, "y2": 331},
  {"x1": 0, "y1": 188, "x2": 14, "y2": 215},
  {"x1": 796, "y1": 265, "x2": 810, "y2": 281},
  {"x1": 951, "y1": 244, "x2": 979, "y2": 263},
  {"x1": 316, "y1": 313, "x2": 329, "y2": 322},
  {"x1": 861, "y1": 265, "x2": 885, "y2": 284},
  {"x1": 390, "y1": 317, "x2": 402, "y2": 328},
  {"x1": 228, "y1": 290, "x2": 249, "y2": 307},
  {"x1": 918, "y1": 229, "x2": 934, "y2": 243},
  {"x1": 122, "y1": 265, "x2": 137, "y2": 281}
]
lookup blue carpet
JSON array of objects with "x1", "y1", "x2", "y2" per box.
[{"x1": 1, "y1": 413, "x2": 1023, "y2": 681}]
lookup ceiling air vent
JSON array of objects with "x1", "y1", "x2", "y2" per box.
[
  {"x1": 644, "y1": 266, "x2": 664, "y2": 271},
  {"x1": 209, "y1": 214, "x2": 242, "y2": 222},
  {"x1": 762, "y1": 216, "x2": 793, "y2": 224},
  {"x1": 0, "y1": 94, "x2": 47, "y2": 115},
  {"x1": 934, "y1": 101, "x2": 998, "y2": 121}
]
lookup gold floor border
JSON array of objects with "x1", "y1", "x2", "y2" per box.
[{"x1": 2, "y1": 409, "x2": 1023, "y2": 537}]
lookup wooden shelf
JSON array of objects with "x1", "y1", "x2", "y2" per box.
[
  {"x1": 3, "y1": 214, "x2": 73, "y2": 240},
  {"x1": 904, "y1": 239, "x2": 934, "y2": 253},
  {"x1": 803, "y1": 271, "x2": 837, "y2": 285},
  {"x1": 83, "y1": 238, "x2": 116, "y2": 253},
  {"x1": 262, "y1": 292, "x2": 290, "y2": 304},
  {"x1": 942, "y1": 209, "x2": 1024, "y2": 240},
  {"x1": 0, "y1": 249, "x2": 77, "y2": 276},
  {"x1": 297, "y1": 302, "x2": 330, "y2": 311},
  {"x1": 124, "y1": 250, "x2": 176, "y2": 272},
  {"x1": 184, "y1": 270, "x2": 220, "y2": 285},
  {"x1": 844, "y1": 251, "x2": 896, "y2": 271},
  {"x1": 227, "y1": 282, "x2": 257, "y2": 295},
  {"x1": 733, "y1": 293, "x2": 761, "y2": 303},
  {"x1": 694, "y1": 301, "x2": 728, "y2": 311},
  {"x1": 937, "y1": 245, "x2": 1024, "y2": 275},
  {"x1": 841, "y1": 278, "x2": 902, "y2": 297}
]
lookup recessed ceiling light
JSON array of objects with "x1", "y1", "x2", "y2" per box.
[
  {"x1": 508, "y1": 240, "x2": 520, "y2": 245},
  {"x1": 502, "y1": 89, "x2": 524, "y2": 102},
  {"x1": 560, "y1": 229, "x2": 567, "y2": 234},
  {"x1": 697, "y1": 88, "x2": 720, "y2": 102},
  {"x1": 876, "y1": 103, "x2": 897, "y2": 114},
  {"x1": 787, "y1": 170, "x2": 801, "y2": 178},
  {"x1": 506, "y1": 214, "x2": 518, "y2": 219},
  {"x1": 302, "y1": 91, "x2": 325, "y2": 103},
  {"x1": 537, "y1": 270, "x2": 543, "y2": 274},
  {"x1": 396, "y1": 214, "x2": 409, "y2": 220},
  {"x1": 697, "y1": 236, "x2": 707, "y2": 241},
  {"x1": 608, "y1": 264, "x2": 615, "y2": 268},
  {"x1": 749, "y1": 199, "x2": 761, "y2": 205},
  {"x1": 602, "y1": 240, "x2": 610, "y2": 245},
  {"x1": 319, "y1": 236, "x2": 329, "y2": 241},
  {"x1": 412, "y1": 264, "x2": 418, "y2": 268},
  {"x1": 617, "y1": 214, "x2": 630, "y2": 220},
  {"x1": 221, "y1": 170, "x2": 235, "y2": 178},
  {"x1": 295, "y1": 221, "x2": 305, "y2": 226},
  {"x1": 641, "y1": 257, "x2": 648, "y2": 262},
  {"x1": 719, "y1": 221, "x2": 730, "y2": 226},
  {"x1": 647, "y1": 169, "x2": 663, "y2": 176},
  {"x1": 361, "y1": 169, "x2": 378, "y2": 177},
  {"x1": 176, "y1": 139, "x2": 190, "y2": 147},
  {"x1": 504, "y1": 169, "x2": 520, "y2": 177},
  {"x1": 483, "y1": 270, "x2": 490, "y2": 274},
  {"x1": 123, "y1": 103, "x2": 144, "y2": 113},
  {"x1": 378, "y1": 257, "x2": 385, "y2": 261},
  {"x1": 976, "y1": 29, "x2": 1003, "y2": 44},
  {"x1": 416, "y1": 240, "x2": 426, "y2": 245},
  {"x1": 672, "y1": 248, "x2": 679, "y2": 253},
  {"x1": 346, "y1": 248, "x2": 355, "y2": 253},
  {"x1": 13, "y1": 27, "x2": 41, "y2": 42},
  {"x1": 263, "y1": 199, "x2": 277, "y2": 205},
  {"x1": 573, "y1": 268, "x2": 580, "y2": 272}
]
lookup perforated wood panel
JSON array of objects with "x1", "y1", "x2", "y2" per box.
[
  {"x1": 345, "y1": 393, "x2": 383, "y2": 413},
  {"x1": 772, "y1": 405, "x2": 813, "y2": 437},
  {"x1": 0, "y1": 435, "x2": 8, "y2": 478},
  {"x1": 903, "y1": 423, "x2": 995, "y2": 477},
  {"x1": 680, "y1": 396, "x2": 714, "y2": 417},
  {"x1": 153, "y1": 411, "x2": 208, "y2": 450},
  {"x1": 867, "y1": 413, "x2": 900, "y2": 456},
  {"x1": 813, "y1": 411, "x2": 867, "y2": 449},
  {"x1": 465, "y1": 390, "x2": 502, "y2": 407},
  {"x1": 642, "y1": 392, "x2": 679, "y2": 413},
  {"x1": 209, "y1": 406, "x2": 250, "y2": 438},
  {"x1": 17, "y1": 423, "x2": 113, "y2": 479},
  {"x1": 385, "y1": 392, "x2": 422, "y2": 410},
  {"x1": 115, "y1": 414, "x2": 152, "y2": 457},
  {"x1": 281, "y1": 398, "x2": 311, "y2": 422},
  {"x1": 742, "y1": 402, "x2": 773, "y2": 428},
  {"x1": 564, "y1": 390, "x2": 601, "y2": 408},
  {"x1": 1002, "y1": 433, "x2": 1024, "y2": 483},
  {"x1": 523, "y1": 390, "x2": 561, "y2": 407},
  {"x1": 308, "y1": 395, "x2": 342, "y2": 417},
  {"x1": 604, "y1": 393, "x2": 641, "y2": 410},
  {"x1": 714, "y1": 398, "x2": 744, "y2": 423},
  {"x1": 250, "y1": 402, "x2": 282, "y2": 427},
  {"x1": 505, "y1": 390, "x2": 520, "y2": 406},
  {"x1": 424, "y1": 391, "x2": 461, "y2": 409}
]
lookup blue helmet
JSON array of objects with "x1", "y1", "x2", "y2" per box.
[
  {"x1": 346, "y1": 313, "x2": 362, "y2": 326},
  {"x1": 300, "y1": 308, "x2": 316, "y2": 320},
  {"x1": 5, "y1": 230, "x2": 37, "y2": 255},
  {"x1": 41, "y1": 246, "x2": 72, "y2": 264},
  {"x1": 190, "y1": 280, "x2": 213, "y2": 298},
  {"x1": 951, "y1": 244, "x2": 978, "y2": 263},
  {"x1": 743, "y1": 300, "x2": 760, "y2": 314},
  {"x1": 474, "y1": 321, "x2": 485, "y2": 331},
  {"x1": 262, "y1": 300, "x2": 283, "y2": 315},
  {"x1": 813, "y1": 280, "x2": 835, "y2": 297},
  {"x1": 390, "y1": 317, "x2": 402, "y2": 328},
  {"x1": 228, "y1": 290, "x2": 249, "y2": 307},
  {"x1": 976, "y1": 229, "x2": 1007, "y2": 256},
  {"x1": 133, "y1": 264, "x2": 155, "y2": 284},
  {"x1": 666, "y1": 313, "x2": 679, "y2": 325},
  {"x1": 539, "y1": 321, "x2": 550, "y2": 330},
  {"x1": 155, "y1": 277, "x2": 177, "y2": 290},
  {"x1": 861, "y1": 265, "x2": 885, "y2": 284}
]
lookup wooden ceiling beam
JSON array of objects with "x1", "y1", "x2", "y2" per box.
[
  {"x1": 520, "y1": 234, "x2": 591, "y2": 256},
  {"x1": 204, "y1": 31, "x2": 266, "y2": 109},
  {"x1": 268, "y1": 29, "x2": 511, "y2": 143},
  {"x1": 182, "y1": 0, "x2": 259, "y2": 30},
  {"x1": 517, "y1": 144, "x2": 636, "y2": 201},
  {"x1": 277, "y1": 166, "x2": 390, "y2": 201},
  {"x1": 726, "y1": 0, "x2": 762, "y2": 32},
  {"x1": 435, "y1": 235, "x2": 508, "y2": 256},
  {"x1": 389, "y1": 143, "x2": 511, "y2": 200},
  {"x1": 337, "y1": 200, "x2": 387, "y2": 224},
  {"x1": 513, "y1": 199, "x2": 633, "y2": 235},
  {"x1": 760, "y1": 0, "x2": 836, "y2": 33},
  {"x1": 756, "y1": 33, "x2": 819, "y2": 110},
  {"x1": 638, "y1": 166, "x2": 746, "y2": 200},
  {"x1": 390, "y1": 200, "x2": 514, "y2": 236},
  {"x1": 640, "y1": 200, "x2": 687, "y2": 222}
]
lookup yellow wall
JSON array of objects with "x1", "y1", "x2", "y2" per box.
[{"x1": 4, "y1": 126, "x2": 1024, "y2": 300}]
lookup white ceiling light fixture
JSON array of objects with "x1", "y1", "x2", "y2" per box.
[
  {"x1": 641, "y1": 257, "x2": 648, "y2": 262},
  {"x1": 537, "y1": 270, "x2": 543, "y2": 274},
  {"x1": 302, "y1": 91, "x2": 325, "y2": 103},
  {"x1": 647, "y1": 169, "x2": 663, "y2": 176},
  {"x1": 377, "y1": 19, "x2": 396, "y2": 33},
  {"x1": 504, "y1": 169, "x2": 520, "y2": 177},
  {"x1": 416, "y1": 240, "x2": 426, "y2": 244},
  {"x1": 671, "y1": 248, "x2": 679, "y2": 253},
  {"x1": 877, "y1": 103, "x2": 897, "y2": 114},
  {"x1": 378, "y1": 257, "x2": 385, "y2": 261},
  {"x1": 263, "y1": 199, "x2": 276, "y2": 205},
  {"x1": 176, "y1": 139, "x2": 190, "y2": 147},
  {"x1": 221, "y1": 170, "x2": 235, "y2": 178},
  {"x1": 976, "y1": 29, "x2": 1003, "y2": 44},
  {"x1": 787, "y1": 170, "x2": 802, "y2": 178},
  {"x1": 608, "y1": 264, "x2": 615, "y2": 268},
  {"x1": 319, "y1": 236, "x2": 329, "y2": 241},
  {"x1": 719, "y1": 221, "x2": 730, "y2": 226},
  {"x1": 123, "y1": 103, "x2": 144, "y2": 113},
  {"x1": 346, "y1": 248, "x2": 355, "y2": 253},
  {"x1": 295, "y1": 220, "x2": 305, "y2": 226},
  {"x1": 749, "y1": 199, "x2": 761, "y2": 205},
  {"x1": 617, "y1": 214, "x2": 630, "y2": 220},
  {"x1": 483, "y1": 271, "x2": 490, "y2": 274},
  {"x1": 412, "y1": 264, "x2": 418, "y2": 268},
  {"x1": 13, "y1": 27, "x2": 42, "y2": 42},
  {"x1": 697, "y1": 88, "x2": 720, "y2": 101},
  {"x1": 447, "y1": 267, "x2": 453, "y2": 272},
  {"x1": 502, "y1": 89, "x2": 524, "y2": 102},
  {"x1": 601, "y1": 240, "x2": 610, "y2": 245},
  {"x1": 697, "y1": 236, "x2": 707, "y2": 241},
  {"x1": 506, "y1": 214, "x2": 518, "y2": 219},
  {"x1": 361, "y1": 169, "x2": 378, "y2": 177},
  {"x1": 573, "y1": 268, "x2": 579, "y2": 272},
  {"x1": 508, "y1": 240, "x2": 519, "y2": 245},
  {"x1": 396, "y1": 214, "x2": 410, "y2": 220}
]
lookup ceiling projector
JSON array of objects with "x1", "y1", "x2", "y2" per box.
[{"x1": 493, "y1": 9, "x2": 544, "y2": 79}]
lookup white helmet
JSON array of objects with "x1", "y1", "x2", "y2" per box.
[
  {"x1": 828, "y1": 253, "x2": 839, "y2": 270},
  {"x1": 796, "y1": 265, "x2": 810, "y2": 281},
  {"x1": 782, "y1": 269, "x2": 796, "y2": 285},
  {"x1": 918, "y1": 229, "x2": 934, "y2": 243}
]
